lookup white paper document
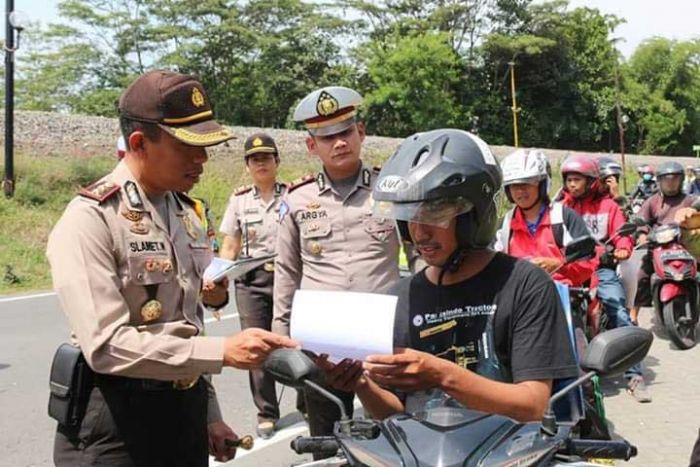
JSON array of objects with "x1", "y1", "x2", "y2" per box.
[
  {"x1": 290, "y1": 289, "x2": 397, "y2": 362},
  {"x1": 202, "y1": 254, "x2": 276, "y2": 282}
]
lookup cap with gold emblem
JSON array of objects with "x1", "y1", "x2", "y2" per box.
[
  {"x1": 118, "y1": 69, "x2": 235, "y2": 147},
  {"x1": 244, "y1": 132, "x2": 279, "y2": 158},
  {"x1": 293, "y1": 86, "x2": 363, "y2": 137}
]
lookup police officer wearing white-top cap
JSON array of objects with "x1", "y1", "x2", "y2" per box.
[{"x1": 273, "y1": 87, "x2": 400, "y2": 455}]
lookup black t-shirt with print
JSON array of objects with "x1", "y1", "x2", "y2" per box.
[{"x1": 391, "y1": 252, "x2": 578, "y2": 383}]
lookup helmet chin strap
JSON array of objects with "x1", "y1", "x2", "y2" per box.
[{"x1": 437, "y1": 248, "x2": 468, "y2": 286}]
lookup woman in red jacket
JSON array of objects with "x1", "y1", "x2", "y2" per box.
[{"x1": 494, "y1": 149, "x2": 595, "y2": 287}]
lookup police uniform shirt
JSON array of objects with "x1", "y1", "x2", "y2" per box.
[
  {"x1": 219, "y1": 183, "x2": 286, "y2": 257},
  {"x1": 47, "y1": 161, "x2": 225, "y2": 418},
  {"x1": 272, "y1": 165, "x2": 401, "y2": 335}
]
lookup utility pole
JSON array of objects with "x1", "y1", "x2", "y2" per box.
[
  {"x1": 508, "y1": 61, "x2": 519, "y2": 148},
  {"x1": 615, "y1": 67, "x2": 628, "y2": 195},
  {"x1": 3, "y1": 0, "x2": 16, "y2": 198},
  {"x1": 3, "y1": 2, "x2": 24, "y2": 198}
]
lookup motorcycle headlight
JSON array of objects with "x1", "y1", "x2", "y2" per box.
[{"x1": 673, "y1": 272, "x2": 685, "y2": 281}]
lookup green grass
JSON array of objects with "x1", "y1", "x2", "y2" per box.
[
  {"x1": 0, "y1": 151, "x2": 322, "y2": 295},
  {"x1": 0, "y1": 151, "x2": 643, "y2": 295}
]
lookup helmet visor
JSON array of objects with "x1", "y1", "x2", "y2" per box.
[{"x1": 372, "y1": 197, "x2": 474, "y2": 228}]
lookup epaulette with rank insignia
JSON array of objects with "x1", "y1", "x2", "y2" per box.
[
  {"x1": 234, "y1": 185, "x2": 253, "y2": 196},
  {"x1": 288, "y1": 174, "x2": 316, "y2": 193},
  {"x1": 373, "y1": 165, "x2": 382, "y2": 174},
  {"x1": 78, "y1": 180, "x2": 120, "y2": 204}
]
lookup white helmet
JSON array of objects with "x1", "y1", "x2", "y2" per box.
[{"x1": 500, "y1": 149, "x2": 551, "y2": 203}]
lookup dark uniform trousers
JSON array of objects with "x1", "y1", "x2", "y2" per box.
[
  {"x1": 235, "y1": 267, "x2": 280, "y2": 423},
  {"x1": 54, "y1": 376, "x2": 208, "y2": 467},
  {"x1": 305, "y1": 384, "x2": 355, "y2": 460}
]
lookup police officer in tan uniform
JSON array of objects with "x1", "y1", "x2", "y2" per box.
[
  {"x1": 219, "y1": 133, "x2": 286, "y2": 438},
  {"x1": 273, "y1": 86, "x2": 400, "y2": 452},
  {"x1": 47, "y1": 70, "x2": 296, "y2": 467}
]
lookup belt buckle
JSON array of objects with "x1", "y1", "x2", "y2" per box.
[
  {"x1": 263, "y1": 262, "x2": 275, "y2": 272},
  {"x1": 173, "y1": 376, "x2": 199, "y2": 390}
]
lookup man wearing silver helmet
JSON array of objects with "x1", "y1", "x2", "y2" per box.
[{"x1": 317, "y1": 129, "x2": 578, "y2": 423}]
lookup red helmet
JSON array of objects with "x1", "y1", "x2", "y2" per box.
[
  {"x1": 560, "y1": 155, "x2": 599, "y2": 179},
  {"x1": 561, "y1": 154, "x2": 600, "y2": 196}
]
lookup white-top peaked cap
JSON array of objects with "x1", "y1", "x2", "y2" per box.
[{"x1": 293, "y1": 86, "x2": 363, "y2": 136}]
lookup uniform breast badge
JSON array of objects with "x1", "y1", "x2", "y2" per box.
[
  {"x1": 309, "y1": 241, "x2": 322, "y2": 255},
  {"x1": 140, "y1": 299, "x2": 162, "y2": 322},
  {"x1": 121, "y1": 210, "x2": 144, "y2": 222},
  {"x1": 160, "y1": 259, "x2": 173, "y2": 273},
  {"x1": 130, "y1": 222, "x2": 149, "y2": 235},
  {"x1": 182, "y1": 214, "x2": 198, "y2": 239},
  {"x1": 144, "y1": 258, "x2": 160, "y2": 272}
]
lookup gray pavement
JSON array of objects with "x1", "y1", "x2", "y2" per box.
[{"x1": 1, "y1": 292, "x2": 698, "y2": 467}]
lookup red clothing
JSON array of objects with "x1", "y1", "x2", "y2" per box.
[
  {"x1": 508, "y1": 207, "x2": 595, "y2": 286},
  {"x1": 562, "y1": 191, "x2": 633, "y2": 259}
]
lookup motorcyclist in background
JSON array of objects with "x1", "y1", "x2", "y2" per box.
[
  {"x1": 630, "y1": 164, "x2": 658, "y2": 202},
  {"x1": 630, "y1": 161, "x2": 697, "y2": 326},
  {"x1": 688, "y1": 167, "x2": 700, "y2": 195},
  {"x1": 494, "y1": 149, "x2": 595, "y2": 287},
  {"x1": 597, "y1": 157, "x2": 626, "y2": 208},
  {"x1": 560, "y1": 155, "x2": 650, "y2": 403}
]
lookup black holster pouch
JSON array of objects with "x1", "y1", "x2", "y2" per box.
[{"x1": 48, "y1": 343, "x2": 94, "y2": 428}]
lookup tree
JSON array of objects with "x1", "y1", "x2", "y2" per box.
[
  {"x1": 361, "y1": 32, "x2": 463, "y2": 137},
  {"x1": 623, "y1": 38, "x2": 700, "y2": 155}
]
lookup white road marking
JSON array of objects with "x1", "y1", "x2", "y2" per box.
[
  {"x1": 0, "y1": 291, "x2": 56, "y2": 303},
  {"x1": 211, "y1": 401, "x2": 364, "y2": 465}
]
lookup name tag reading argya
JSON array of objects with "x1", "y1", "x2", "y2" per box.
[{"x1": 129, "y1": 240, "x2": 167, "y2": 253}]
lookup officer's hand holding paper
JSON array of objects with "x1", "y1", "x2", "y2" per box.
[
  {"x1": 290, "y1": 290, "x2": 397, "y2": 363},
  {"x1": 204, "y1": 254, "x2": 277, "y2": 283}
]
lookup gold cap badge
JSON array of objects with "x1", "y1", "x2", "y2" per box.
[
  {"x1": 192, "y1": 87, "x2": 205, "y2": 108},
  {"x1": 316, "y1": 91, "x2": 339, "y2": 117},
  {"x1": 253, "y1": 137, "x2": 263, "y2": 147}
]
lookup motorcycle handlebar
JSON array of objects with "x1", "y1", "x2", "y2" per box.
[
  {"x1": 290, "y1": 436, "x2": 339, "y2": 456},
  {"x1": 564, "y1": 439, "x2": 638, "y2": 460}
]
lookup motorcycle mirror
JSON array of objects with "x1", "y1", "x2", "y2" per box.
[
  {"x1": 580, "y1": 327, "x2": 653, "y2": 378},
  {"x1": 263, "y1": 348, "x2": 318, "y2": 388},
  {"x1": 563, "y1": 236, "x2": 596, "y2": 263},
  {"x1": 615, "y1": 223, "x2": 637, "y2": 237},
  {"x1": 541, "y1": 327, "x2": 653, "y2": 436}
]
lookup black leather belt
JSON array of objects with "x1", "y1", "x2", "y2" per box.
[{"x1": 95, "y1": 373, "x2": 199, "y2": 391}]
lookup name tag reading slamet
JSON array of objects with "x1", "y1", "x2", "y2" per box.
[{"x1": 129, "y1": 240, "x2": 167, "y2": 253}]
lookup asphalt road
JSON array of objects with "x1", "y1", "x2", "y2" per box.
[
  {"x1": 1, "y1": 292, "x2": 699, "y2": 467},
  {"x1": 0, "y1": 292, "x2": 307, "y2": 467}
]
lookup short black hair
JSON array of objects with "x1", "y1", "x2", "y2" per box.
[{"x1": 119, "y1": 116, "x2": 161, "y2": 150}]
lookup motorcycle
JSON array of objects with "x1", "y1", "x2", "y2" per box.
[
  {"x1": 648, "y1": 223, "x2": 700, "y2": 349},
  {"x1": 264, "y1": 327, "x2": 652, "y2": 467}
]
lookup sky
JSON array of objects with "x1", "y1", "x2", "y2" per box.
[{"x1": 3, "y1": 0, "x2": 699, "y2": 58}]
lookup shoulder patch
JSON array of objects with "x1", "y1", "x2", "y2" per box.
[
  {"x1": 234, "y1": 184, "x2": 253, "y2": 196},
  {"x1": 78, "y1": 180, "x2": 120, "y2": 204},
  {"x1": 288, "y1": 174, "x2": 316, "y2": 193}
]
